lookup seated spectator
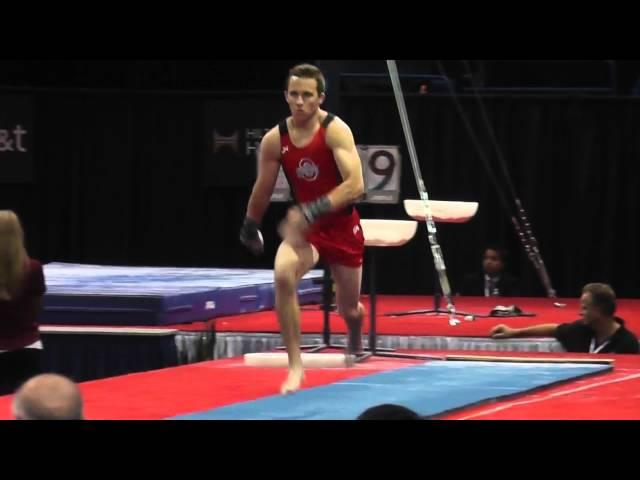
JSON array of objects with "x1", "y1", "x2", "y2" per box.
[
  {"x1": 0, "y1": 210, "x2": 46, "y2": 395},
  {"x1": 459, "y1": 245, "x2": 520, "y2": 297},
  {"x1": 490, "y1": 283, "x2": 639, "y2": 354}
]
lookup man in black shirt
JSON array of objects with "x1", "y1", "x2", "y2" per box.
[{"x1": 490, "y1": 283, "x2": 639, "y2": 354}]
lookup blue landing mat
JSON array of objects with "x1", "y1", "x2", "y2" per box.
[
  {"x1": 170, "y1": 361, "x2": 612, "y2": 420},
  {"x1": 41, "y1": 263, "x2": 323, "y2": 326}
]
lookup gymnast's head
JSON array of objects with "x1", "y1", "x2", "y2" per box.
[{"x1": 284, "y1": 64, "x2": 326, "y2": 121}]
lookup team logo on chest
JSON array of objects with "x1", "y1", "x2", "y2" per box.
[{"x1": 296, "y1": 158, "x2": 319, "y2": 182}]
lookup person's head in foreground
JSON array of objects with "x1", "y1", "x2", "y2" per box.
[
  {"x1": 12, "y1": 373, "x2": 83, "y2": 420},
  {"x1": 357, "y1": 403, "x2": 421, "y2": 420}
]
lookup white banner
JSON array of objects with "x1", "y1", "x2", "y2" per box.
[{"x1": 357, "y1": 145, "x2": 401, "y2": 204}]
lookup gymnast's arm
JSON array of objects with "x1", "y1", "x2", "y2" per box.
[
  {"x1": 491, "y1": 323, "x2": 558, "y2": 339},
  {"x1": 323, "y1": 118, "x2": 365, "y2": 210},
  {"x1": 245, "y1": 127, "x2": 282, "y2": 223}
]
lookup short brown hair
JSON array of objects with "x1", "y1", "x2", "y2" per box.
[
  {"x1": 286, "y1": 64, "x2": 326, "y2": 95},
  {"x1": 582, "y1": 283, "x2": 616, "y2": 316}
]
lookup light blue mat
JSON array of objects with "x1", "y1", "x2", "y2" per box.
[{"x1": 170, "y1": 361, "x2": 611, "y2": 420}]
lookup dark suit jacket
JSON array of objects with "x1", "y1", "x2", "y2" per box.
[{"x1": 458, "y1": 272, "x2": 520, "y2": 297}]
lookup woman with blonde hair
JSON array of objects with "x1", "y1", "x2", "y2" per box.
[{"x1": 0, "y1": 210, "x2": 46, "y2": 395}]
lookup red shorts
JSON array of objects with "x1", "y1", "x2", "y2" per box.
[{"x1": 306, "y1": 208, "x2": 364, "y2": 267}]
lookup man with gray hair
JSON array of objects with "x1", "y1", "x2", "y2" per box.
[
  {"x1": 491, "y1": 283, "x2": 639, "y2": 354},
  {"x1": 12, "y1": 374, "x2": 84, "y2": 420}
]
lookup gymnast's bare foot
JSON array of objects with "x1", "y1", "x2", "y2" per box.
[{"x1": 280, "y1": 366, "x2": 305, "y2": 394}]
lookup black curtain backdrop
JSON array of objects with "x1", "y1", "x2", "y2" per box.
[
  {"x1": 342, "y1": 93, "x2": 640, "y2": 298},
  {"x1": 1, "y1": 88, "x2": 638, "y2": 298}
]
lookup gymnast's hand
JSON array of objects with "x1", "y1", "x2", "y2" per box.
[
  {"x1": 490, "y1": 324, "x2": 517, "y2": 339},
  {"x1": 239, "y1": 217, "x2": 264, "y2": 256}
]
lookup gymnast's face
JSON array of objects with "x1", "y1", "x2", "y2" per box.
[
  {"x1": 580, "y1": 292, "x2": 601, "y2": 326},
  {"x1": 482, "y1": 249, "x2": 504, "y2": 276},
  {"x1": 285, "y1": 76, "x2": 325, "y2": 121}
]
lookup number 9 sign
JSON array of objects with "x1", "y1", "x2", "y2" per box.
[{"x1": 357, "y1": 145, "x2": 401, "y2": 204}]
